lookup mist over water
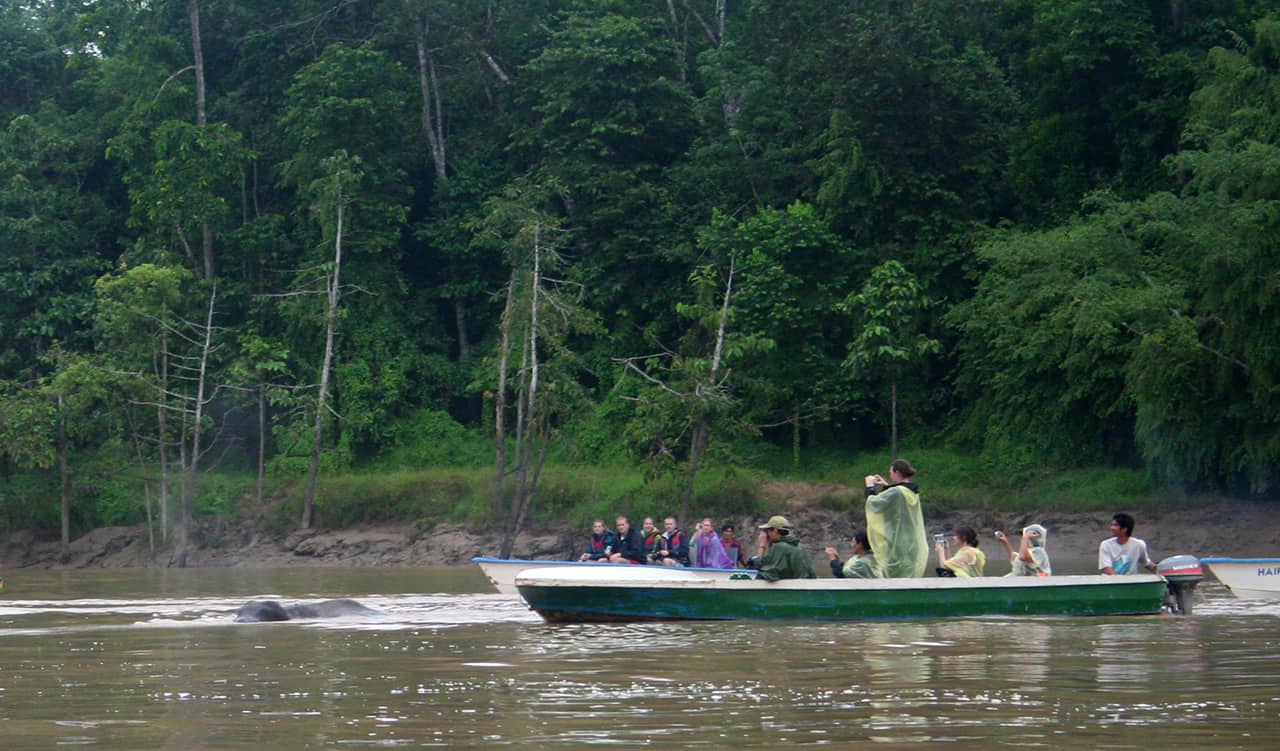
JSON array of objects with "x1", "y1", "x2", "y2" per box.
[{"x1": 1, "y1": 567, "x2": 1275, "y2": 749}]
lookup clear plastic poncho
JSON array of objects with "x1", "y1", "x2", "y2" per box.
[{"x1": 865, "y1": 483, "x2": 928, "y2": 578}]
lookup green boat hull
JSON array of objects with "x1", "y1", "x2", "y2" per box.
[{"x1": 515, "y1": 573, "x2": 1169, "y2": 623}]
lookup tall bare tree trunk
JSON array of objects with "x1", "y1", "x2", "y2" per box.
[
  {"x1": 455, "y1": 300, "x2": 471, "y2": 358},
  {"x1": 680, "y1": 420, "x2": 708, "y2": 523},
  {"x1": 412, "y1": 13, "x2": 447, "y2": 181},
  {"x1": 126, "y1": 408, "x2": 156, "y2": 554},
  {"x1": 680, "y1": 257, "x2": 735, "y2": 521},
  {"x1": 176, "y1": 284, "x2": 218, "y2": 566},
  {"x1": 188, "y1": 0, "x2": 215, "y2": 280},
  {"x1": 158, "y1": 331, "x2": 169, "y2": 543},
  {"x1": 302, "y1": 188, "x2": 344, "y2": 529},
  {"x1": 502, "y1": 432, "x2": 549, "y2": 559},
  {"x1": 890, "y1": 377, "x2": 898, "y2": 460},
  {"x1": 177, "y1": 416, "x2": 189, "y2": 557},
  {"x1": 256, "y1": 384, "x2": 266, "y2": 505},
  {"x1": 792, "y1": 407, "x2": 801, "y2": 469},
  {"x1": 58, "y1": 394, "x2": 70, "y2": 563},
  {"x1": 492, "y1": 270, "x2": 517, "y2": 517},
  {"x1": 500, "y1": 225, "x2": 544, "y2": 558}
]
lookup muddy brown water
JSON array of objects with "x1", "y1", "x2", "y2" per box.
[{"x1": 1, "y1": 565, "x2": 1276, "y2": 749}]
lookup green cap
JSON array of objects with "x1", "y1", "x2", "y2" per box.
[{"x1": 758, "y1": 515, "x2": 792, "y2": 531}]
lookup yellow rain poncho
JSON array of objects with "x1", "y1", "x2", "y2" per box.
[{"x1": 865, "y1": 482, "x2": 928, "y2": 578}]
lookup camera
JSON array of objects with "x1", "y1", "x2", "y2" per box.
[{"x1": 932, "y1": 533, "x2": 946, "y2": 545}]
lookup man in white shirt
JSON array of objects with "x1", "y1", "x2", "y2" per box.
[{"x1": 1098, "y1": 512, "x2": 1157, "y2": 575}]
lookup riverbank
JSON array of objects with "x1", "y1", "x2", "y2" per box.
[{"x1": 2, "y1": 482, "x2": 1275, "y2": 569}]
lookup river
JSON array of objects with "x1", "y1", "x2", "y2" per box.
[{"x1": 1, "y1": 566, "x2": 1276, "y2": 749}]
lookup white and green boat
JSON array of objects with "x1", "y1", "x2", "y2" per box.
[
  {"x1": 514, "y1": 565, "x2": 1177, "y2": 623},
  {"x1": 473, "y1": 556, "x2": 752, "y2": 596}
]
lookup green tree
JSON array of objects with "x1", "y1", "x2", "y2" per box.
[
  {"x1": 0, "y1": 112, "x2": 111, "y2": 380},
  {"x1": 516, "y1": 3, "x2": 698, "y2": 332},
  {"x1": 700, "y1": 203, "x2": 861, "y2": 462},
  {"x1": 844, "y1": 261, "x2": 940, "y2": 460}
]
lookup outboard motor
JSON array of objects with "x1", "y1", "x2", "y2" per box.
[{"x1": 1158, "y1": 555, "x2": 1203, "y2": 615}]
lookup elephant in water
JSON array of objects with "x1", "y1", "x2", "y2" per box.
[{"x1": 234, "y1": 598, "x2": 384, "y2": 622}]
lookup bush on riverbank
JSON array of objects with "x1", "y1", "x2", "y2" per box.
[{"x1": 1, "y1": 438, "x2": 1175, "y2": 543}]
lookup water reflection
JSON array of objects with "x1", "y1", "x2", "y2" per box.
[{"x1": 1, "y1": 569, "x2": 1278, "y2": 749}]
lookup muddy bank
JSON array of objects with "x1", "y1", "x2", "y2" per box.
[{"x1": 2, "y1": 485, "x2": 1275, "y2": 570}]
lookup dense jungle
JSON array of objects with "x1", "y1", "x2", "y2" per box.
[{"x1": 2, "y1": 0, "x2": 1279, "y2": 564}]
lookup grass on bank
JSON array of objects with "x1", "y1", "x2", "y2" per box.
[{"x1": 0, "y1": 437, "x2": 1174, "y2": 541}]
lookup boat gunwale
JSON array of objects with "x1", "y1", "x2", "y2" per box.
[
  {"x1": 472, "y1": 555, "x2": 757, "y2": 576},
  {"x1": 513, "y1": 568, "x2": 1166, "y2": 592}
]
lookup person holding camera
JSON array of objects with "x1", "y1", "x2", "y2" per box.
[
  {"x1": 749, "y1": 516, "x2": 816, "y2": 581},
  {"x1": 864, "y1": 458, "x2": 928, "y2": 578},
  {"x1": 935, "y1": 526, "x2": 985, "y2": 577},
  {"x1": 995, "y1": 524, "x2": 1051, "y2": 576}
]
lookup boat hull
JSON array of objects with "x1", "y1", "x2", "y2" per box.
[
  {"x1": 473, "y1": 556, "x2": 751, "y2": 596},
  {"x1": 1201, "y1": 557, "x2": 1280, "y2": 600},
  {"x1": 514, "y1": 567, "x2": 1168, "y2": 622}
]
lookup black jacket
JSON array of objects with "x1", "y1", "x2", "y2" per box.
[{"x1": 614, "y1": 526, "x2": 647, "y2": 563}]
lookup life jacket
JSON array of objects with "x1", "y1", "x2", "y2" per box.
[
  {"x1": 586, "y1": 532, "x2": 614, "y2": 559},
  {"x1": 722, "y1": 538, "x2": 743, "y2": 566},
  {"x1": 661, "y1": 529, "x2": 690, "y2": 565}
]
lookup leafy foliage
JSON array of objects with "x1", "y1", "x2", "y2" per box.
[{"x1": 5, "y1": 1, "x2": 1280, "y2": 538}]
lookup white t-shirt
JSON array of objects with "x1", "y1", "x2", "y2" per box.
[{"x1": 1098, "y1": 536, "x2": 1153, "y2": 574}]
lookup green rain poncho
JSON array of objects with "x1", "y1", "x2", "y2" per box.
[{"x1": 865, "y1": 482, "x2": 927, "y2": 578}]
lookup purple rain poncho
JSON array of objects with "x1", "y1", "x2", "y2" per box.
[{"x1": 693, "y1": 529, "x2": 735, "y2": 569}]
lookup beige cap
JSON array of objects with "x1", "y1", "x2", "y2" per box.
[{"x1": 757, "y1": 515, "x2": 792, "y2": 532}]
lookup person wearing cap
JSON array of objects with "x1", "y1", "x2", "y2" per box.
[
  {"x1": 995, "y1": 524, "x2": 1051, "y2": 576},
  {"x1": 748, "y1": 515, "x2": 817, "y2": 581},
  {"x1": 864, "y1": 458, "x2": 928, "y2": 577}
]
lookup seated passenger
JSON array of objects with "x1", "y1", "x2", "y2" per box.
[
  {"x1": 1098, "y1": 512, "x2": 1156, "y2": 575},
  {"x1": 935, "y1": 526, "x2": 986, "y2": 577},
  {"x1": 578, "y1": 519, "x2": 616, "y2": 562},
  {"x1": 824, "y1": 530, "x2": 882, "y2": 578},
  {"x1": 691, "y1": 518, "x2": 735, "y2": 569},
  {"x1": 652, "y1": 516, "x2": 691, "y2": 567},
  {"x1": 606, "y1": 516, "x2": 648, "y2": 564},
  {"x1": 749, "y1": 515, "x2": 817, "y2": 581},
  {"x1": 995, "y1": 524, "x2": 1051, "y2": 576},
  {"x1": 720, "y1": 524, "x2": 747, "y2": 568},
  {"x1": 641, "y1": 517, "x2": 663, "y2": 563}
]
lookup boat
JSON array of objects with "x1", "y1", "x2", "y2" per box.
[
  {"x1": 1200, "y1": 557, "x2": 1280, "y2": 600},
  {"x1": 513, "y1": 565, "x2": 1178, "y2": 623},
  {"x1": 472, "y1": 556, "x2": 754, "y2": 596}
]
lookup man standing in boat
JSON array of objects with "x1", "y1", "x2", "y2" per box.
[
  {"x1": 864, "y1": 459, "x2": 928, "y2": 577},
  {"x1": 749, "y1": 516, "x2": 817, "y2": 581},
  {"x1": 1098, "y1": 512, "x2": 1156, "y2": 575}
]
